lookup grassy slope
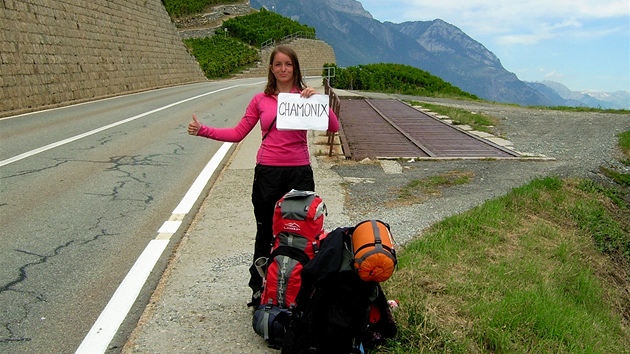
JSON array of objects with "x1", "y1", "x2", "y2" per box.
[{"x1": 378, "y1": 141, "x2": 630, "y2": 353}]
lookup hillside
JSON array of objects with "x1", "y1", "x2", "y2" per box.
[
  {"x1": 250, "y1": 0, "x2": 553, "y2": 106},
  {"x1": 249, "y1": 0, "x2": 628, "y2": 109}
]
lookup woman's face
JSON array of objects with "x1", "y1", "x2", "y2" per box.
[{"x1": 271, "y1": 52, "x2": 294, "y2": 86}]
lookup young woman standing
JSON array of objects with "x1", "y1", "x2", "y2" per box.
[{"x1": 187, "y1": 45, "x2": 339, "y2": 307}]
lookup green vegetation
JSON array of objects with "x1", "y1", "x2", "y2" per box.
[
  {"x1": 407, "y1": 100, "x2": 499, "y2": 133},
  {"x1": 543, "y1": 105, "x2": 630, "y2": 114},
  {"x1": 600, "y1": 130, "x2": 630, "y2": 187},
  {"x1": 601, "y1": 167, "x2": 630, "y2": 187},
  {"x1": 328, "y1": 63, "x2": 478, "y2": 100},
  {"x1": 377, "y1": 130, "x2": 630, "y2": 353},
  {"x1": 183, "y1": 35, "x2": 258, "y2": 78},
  {"x1": 162, "y1": 0, "x2": 241, "y2": 18},
  {"x1": 221, "y1": 8, "x2": 315, "y2": 47},
  {"x1": 175, "y1": 6, "x2": 316, "y2": 78},
  {"x1": 618, "y1": 130, "x2": 630, "y2": 162},
  {"x1": 390, "y1": 170, "x2": 474, "y2": 206},
  {"x1": 379, "y1": 176, "x2": 630, "y2": 353}
]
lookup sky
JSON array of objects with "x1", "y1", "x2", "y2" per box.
[{"x1": 358, "y1": 0, "x2": 629, "y2": 93}]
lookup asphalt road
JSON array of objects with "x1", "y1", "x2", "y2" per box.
[{"x1": 0, "y1": 77, "x2": 271, "y2": 353}]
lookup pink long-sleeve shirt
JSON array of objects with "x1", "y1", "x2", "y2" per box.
[{"x1": 197, "y1": 88, "x2": 339, "y2": 166}]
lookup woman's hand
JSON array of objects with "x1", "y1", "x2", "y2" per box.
[
  {"x1": 187, "y1": 113, "x2": 201, "y2": 136},
  {"x1": 300, "y1": 87, "x2": 317, "y2": 98}
]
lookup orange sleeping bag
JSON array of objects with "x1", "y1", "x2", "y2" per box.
[{"x1": 351, "y1": 220, "x2": 397, "y2": 282}]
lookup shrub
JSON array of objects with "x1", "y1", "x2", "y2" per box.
[{"x1": 329, "y1": 63, "x2": 478, "y2": 99}]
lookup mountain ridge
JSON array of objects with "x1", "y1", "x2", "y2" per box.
[
  {"x1": 532, "y1": 81, "x2": 630, "y2": 109},
  {"x1": 250, "y1": 0, "x2": 551, "y2": 106},
  {"x1": 250, "y1": 0, "x2": 628, "y2": 108}
]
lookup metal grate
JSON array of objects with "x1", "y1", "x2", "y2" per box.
[{"x1": 339, "y1": 99, "x2": 520, "y2": 160}]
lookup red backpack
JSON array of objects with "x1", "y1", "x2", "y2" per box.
[{"x1": 253, "y1": 190, "x2": 326, "y2": 347}]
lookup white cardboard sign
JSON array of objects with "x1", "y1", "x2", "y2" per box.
[{"x1": 276, "y1": 93, "x2": 330, "y2": 131}]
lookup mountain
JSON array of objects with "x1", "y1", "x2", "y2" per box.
[
  {"x1": 250, "y1": 0, "x2": 554, "y2": 106},
  {"x1": 530, "y1": 81, "x2": 630, "y2": 109},
  {"x1": 585, "y1": 90, "x2": 630, "y2": 110}
]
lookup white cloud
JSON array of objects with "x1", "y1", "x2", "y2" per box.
[
  {"x1": 496, "y1": 34, "x2": 549, "y2": 46},
  {"x1": 494, "y1": 18, "x2": 583, "y2": 45},
  {"x1": 362, "y1": 0, "x2": 629, "y2": 37},
  {"x1": 544, "y1": 70, "x2": 565, "y2": 80},
  {"x1": 358, "y1": 0, "x2": 630, "y2": 92},
  {"x1": 546, "y1": 18, "x2": 582, "y2": 31}
]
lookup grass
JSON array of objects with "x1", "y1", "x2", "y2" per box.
[
  {"x1": 373, "y1": 130, "x2": 630, "y2": 353},
  {"x1": 407, "y1": 101, "x2": 500, "y2": 133},
  {"x1": 617, "y1": 130, "x2": 630, "y2": 163},
  {"x1": 542, "y1": 106, "x2": 630, "y2": 114},
  {"x1": 388, "y1": 170, "x2": 474, "y2": 206},
  {"x1": 378, "y1": 176, "x2": 630, "y2": 353},
  {"x1": 600, "y1": 130, "x2": 630, "y2": 187},
  {"x1": 601, "y1": 167, "x2": 630, "y2": 187}
]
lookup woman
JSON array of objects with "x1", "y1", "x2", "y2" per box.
[{"x1": 187, "y1": 45, "x2": 339, "y2": 307}]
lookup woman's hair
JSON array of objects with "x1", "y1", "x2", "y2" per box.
[{"x1": 264, "y1": 45, "x2": 307, "y2": 96}]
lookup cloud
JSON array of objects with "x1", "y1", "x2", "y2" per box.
[
  {"x1": 359, "y1": 0, "x2": 630, "y2": 92},
  {"x1": 364, "y1": 0, "x2": 629, "y2": 38},
  {"x1": 547, "y1": 18, "x2": 582, "y2": 31},
  {"x1": 544, "y1": 70, "x2": 565, "y2": 80},
  {"x1": 496, "y1": 34, "x2": 550, "y2": 46},
  {"x1": 494, "y1": 18, "x2": 582, "y2": 45}
]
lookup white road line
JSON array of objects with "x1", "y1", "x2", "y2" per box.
[
  {"x1": 75, "y1": 141, "x2": 233, "y2": 354},
  {"x1": 172, "y1": 142, "x2": 232, "y2": 214},
  {"x1": 0, "y1": 81, "x2": 262, "y2": 167},
  {"x1": 74, "y1": 239, "x2": 168, "y2": 354},
  {"x1": 3, "y1": 80, "x2": 260, "y2": 353}
]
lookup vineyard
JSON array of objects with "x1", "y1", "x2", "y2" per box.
[
  {"x1": 183, "y1": 35, "x2": 258, "y2": 78},
  {"x1": 177, "y1": 6, "x2": 316, "y2": 79},
  {"x1": 221, "y1": 8, "x2": 315, "y2": 47}
]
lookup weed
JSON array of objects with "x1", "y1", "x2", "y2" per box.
[
  {"x1": 391, "y1": 170, "x2": 474, "y2": 206},
  {"x1": 408, "y1": 101, "x2": 501, "y2": 133}
]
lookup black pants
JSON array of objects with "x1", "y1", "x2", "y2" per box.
[{"x1": 248, "y1": 164, "x2": 315, "y2": 298}]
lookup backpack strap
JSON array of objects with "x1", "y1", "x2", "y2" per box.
[
  {"x1": 262, "y1": 116, "x2": 277, "y2": 141},
  {"x1": 269, "y1": 245, "x2": 310, "y2": 266}
]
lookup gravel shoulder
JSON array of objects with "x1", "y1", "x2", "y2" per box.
[{"x1": 122, "y1": 95, "x2": 630, "y2": 353}]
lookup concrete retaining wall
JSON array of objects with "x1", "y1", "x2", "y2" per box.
[
  {"x1": 1, "y1": 0, "x2": 206, "y2": 117},
  {"x1": 237, "y1": 38, "x2": 336, "y2": 78}
]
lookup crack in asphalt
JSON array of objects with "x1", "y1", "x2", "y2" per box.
[
  {"x1": 73, "y1": 133, "x2": 122, "y2": 151},
  {"x1": 0, "y1": 240, "x2": 75, "y2": 344},
  {"x1": 0, "y1": 160, "x2": 70, "y2": 179},
  {"x1": 167, "y1": 142, "x2": 186, "y2": 156},
  {"x1": 80, "y1": 154, "x2": 162, "y2": 204},
  {"x1": 1, "y1": 153, "x2": 166, "y2": 346},
  {"x1": 81, "y1": 216, "x2": 121, "y2": 244}
]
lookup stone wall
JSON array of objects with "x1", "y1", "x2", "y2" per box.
[{"x1": 0, "y1": 0, "x2": 206, "y2": 117}]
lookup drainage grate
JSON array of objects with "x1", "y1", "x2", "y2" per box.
[{"x1": 338, "y1": 99, "x2": 520, "y2": 160}]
